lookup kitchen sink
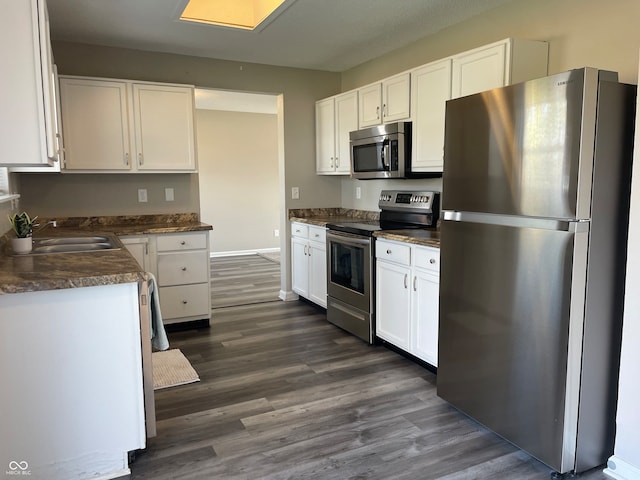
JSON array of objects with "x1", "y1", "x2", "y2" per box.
[
  {"x1": 16, "y1": 235, "x2": 123, "y2": 255},
  {"x1": 35, "y1": 236, "x2": 112, "y2": 246}
]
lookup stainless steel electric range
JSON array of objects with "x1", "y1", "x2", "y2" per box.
[{"x1": 326, "y1": 190, "x2": 440, "y2": 343}]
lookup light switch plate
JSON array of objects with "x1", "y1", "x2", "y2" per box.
[
  {"x1": 291, "y1": 187, "x2": 299, "y2": 200},
  {"x1": 165, "y1": 188, "x2": 174, "y2": 202},
  {"x1": 138, "y1": 189, "x2": 148, "y2": 203}
]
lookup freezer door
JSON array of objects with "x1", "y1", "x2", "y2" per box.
[
  {"x1": 437, "y1": 218, "x2": 588, "y2": 473},
  {"x1": 442, "y1": 68, "x2": 609, "y2": 220}
]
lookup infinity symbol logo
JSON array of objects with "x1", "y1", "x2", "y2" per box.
[{"x1": 8, "y1": 461, "x2": 29, "y2": 471}]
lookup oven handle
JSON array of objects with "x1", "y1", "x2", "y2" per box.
[{"x1": 327, "y1": 231, "x2": 371, "y2": 247}]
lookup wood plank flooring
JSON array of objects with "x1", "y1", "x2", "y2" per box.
[
  {"x1": 210, "y1": 255, "x2": 281, "y2": 308},
  {"x1": 130, "y1": 256, "x2": 611, "y2": 480}
]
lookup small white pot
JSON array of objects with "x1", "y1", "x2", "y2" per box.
[{"x1": 11, "y1": 237, "x2": 33, "y2": 254}]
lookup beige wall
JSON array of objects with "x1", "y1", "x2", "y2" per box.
[
  {"x1": 342, "y1": 0, "x2": 640, "y2": 89},
  {"x1": 196, "y1": 109, "x2": 279, "y2": 254},
  {"x1": 339, "y1": 0, "x2": 640, "y2": 211},
  {"x1": 18, "y1": 173, "x2": 199, "y2": 217}
]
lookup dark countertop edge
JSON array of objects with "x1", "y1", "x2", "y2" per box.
[
  {"x1": 374, "y1": 230, "x2": 440, "y2": 248},
  {"x1": 0, "y1": 272, "x2": 145, "y2": 296}
]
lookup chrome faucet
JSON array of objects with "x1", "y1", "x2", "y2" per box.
[{"x1": 33, "y1": 220, "x2": 57, "y2": 233}]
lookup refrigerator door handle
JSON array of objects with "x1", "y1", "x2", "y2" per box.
[{"x1": 442, "y1": 210, "x2": 589, "y2": 233}]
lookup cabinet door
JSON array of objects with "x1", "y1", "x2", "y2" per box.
[
  {"x1": 315, "y1": 97, "x2": 336, "y2": 173},
  {"x1": 376, "y1": 260, "x2": 410, "y2": 349},
  {"x1": 411, "y1": 60, "x2": 451, "y2": 172},
  {"x1": 382, "y1": 73, "x2": 411, "y2": 122},
  {"x1": 291, "y1": 237, "x2": 309, "y2": 298},
  {"x1": 334, "y1": 91, "x2": 358, "y2": 174},
  {"x1": 452, "y1": 42, "x2": 507, "y2": 99},
  {"x1": 60, "y1": 78, "x2": 132, "y2": 170},
  {"x1": 358, "y1": 83, "x2": 382, "y2": 128},
  {"x1": 121, "y1": 237, "x2": 149, "y2": 271},
  {"x1": 412, "y1": 268, "x2": 439, "y2": 366},
  {"x1": 1, "y1": 0, "x2": 55, "y2": 167},
  {"x1": 133, "y1": 83, "x2": 196, "y2": 171},
  {"x1": 308, "y1": 241, "x2": 327, "y2": 307}
]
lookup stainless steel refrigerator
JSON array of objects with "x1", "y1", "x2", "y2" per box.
[{"x1": 438, "y1": 68, "x2": 636, "y2": 474}]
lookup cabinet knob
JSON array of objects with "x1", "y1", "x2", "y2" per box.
[
  {"x1": 180, "y1": 241, "x2": 186, "y2": 246},
  {"x1": 429, "y1": 258, "x2": 436, "y2": 264},
  {"x1": 182, "y1": 300, "x2": 188, "y2": 304},
  {"x1": 181, "y1": 267, "x2": 187, "y2": 271},
  {"x1": 386, "y1": 249, "x2": 392, "y2": 255}
]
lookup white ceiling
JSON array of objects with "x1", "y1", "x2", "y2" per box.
[{"x1": 47, "y1": 0, "x2": 516, "y2": 72}]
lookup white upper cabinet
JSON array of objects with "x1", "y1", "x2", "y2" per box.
[
  {"x1": 316, "y1": 90, "x2": 357, "y2": 175},
  {"x1": 132, "y1": 83, "x2": 196, "y2": 172},
  {"x1": 358, "y1": 72, "x2": 411, "y2": 128},
  {"x1": 60, "y1": 78, "x2": 132, "y2": 171},
  {"x1": 410, "y1": 59, "x2": 452, "y2": 173},
  {"x1": 59, "y1": 76, "x2": 197, "y2": 173},
  {"x1": 451, "y1": 38, "x2": 549, "y2": 99},
  {"x1": 1, "y1": 0, "x2": 60, "y2": 167}
]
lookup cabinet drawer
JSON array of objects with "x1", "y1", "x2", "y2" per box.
[
  {"x1": 157, "y1": 251, "x2": 209, "y2": 286},
  {"x1": 308, "y1": 226, "x2": 326, "y2": 243},
  {"x1": 414, "y1": 246, "x2": 440, "y2": 273},
  {"x1": 291, "y1": 222, "x2": 308, "y2": 239},
  {"x1": 159, "y1": 283, "x2": 210, "y2": 319},
  {"x1": 156, "y1": 232, "x2": 208, "y2": 252},
  {"x1": 376, "y1": 240, "x2": 411, "y2": 266}
]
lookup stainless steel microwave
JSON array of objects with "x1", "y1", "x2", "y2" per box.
[{"x1": 350, "y1": 122, "x2": 420, "y2": 180}]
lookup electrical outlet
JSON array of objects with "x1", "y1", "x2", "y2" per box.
[
  {"x1": 274, "y1": 229, "x2": 280, "y2": 237},
  {"x1": 291, "y1": 187, "x2": 300, "y2": 199},
  {"x1": 356, "y1": 186, "x2": 361, "y2": 199},
  {"x1": 138, "y1": 189, "x2": 148, "y2": 203},
  {"x1": 165, "y1": 187, "x2": 174, "y2": 202}
]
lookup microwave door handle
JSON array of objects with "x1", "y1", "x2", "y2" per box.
[{"x1": 381, "y1": 138, "x2": 390, "y2": 170}]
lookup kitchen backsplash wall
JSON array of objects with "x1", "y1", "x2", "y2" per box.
[
  {"x1": 340, "y1": 177, "x2": 443, "y2": 212},
  {"x1": 18, "y1": 173, "x2": 199, "y2": 217}
]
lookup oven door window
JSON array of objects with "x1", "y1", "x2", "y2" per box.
[{"x1": 329, "y1": 240, "x2": 366, "y2": 294}]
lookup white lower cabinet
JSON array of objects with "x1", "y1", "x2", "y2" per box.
[
  {"x1": 376, "y1": 239, "x2": 440, "y2": 367},
  {"x1": 121, "y1": 230, "x2": 211, "y2": 325},
  {"x1": 291, "y1": 222, "x2": 327, "y2": 308}
]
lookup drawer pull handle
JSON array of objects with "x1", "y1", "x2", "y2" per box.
[
  {"x1": 430, "y1": 258, "x2": 436, "y2": 264},
  {"x1": 413, "y1": 276, "x2": 417, "y2": 291},
  {"x1": 404, "y1": 274, "x2": 408, "y2": 289}
]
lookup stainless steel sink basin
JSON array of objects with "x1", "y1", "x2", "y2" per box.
[
  {"x1": 16, "y1": 235, "x2": 123, "y2": 255},
  {"x1": 35, "y1": 236, "x2": 111, "y2": 246},
  {"x1": 32, "y1": 243, "x2": 117, "y2": 253}
]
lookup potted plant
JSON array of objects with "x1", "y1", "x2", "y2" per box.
[{"x1": 8, "y1": 211, "x2": 38, "y2": 254}]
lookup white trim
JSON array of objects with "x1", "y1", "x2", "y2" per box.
[
  {"x1": 0, "y1": 193, "x2": 20, "y2": 204},
  {"x1": 210, "y1": 248, "x2": 280, "y2": 258},
  {"x1": 605, "y1": 456, "x2": 640, "y2": 480},
  {"x1": 279, "y1": 290, "x2": 299, "y2": 302}
]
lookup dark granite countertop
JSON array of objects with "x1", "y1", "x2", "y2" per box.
[
  {"x1": 374, "y1": 229, "x2": 440, "y2": 248},
  {"x1": 289, "y1": 208, "x2": 440, "y2": 248},
  {"x1": 0, "y1": 214, "x2": 212, "y2": 295}
]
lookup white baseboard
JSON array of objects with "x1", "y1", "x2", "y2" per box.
[
  {"x1": 279, "y1": 290, "x2": 298, "y2": 301},
  {"x1": 210, "y1": 248, "x2": 280, "y2": 258},
  {"x1": 605, "y1": 456, "x2": 640, "y2": 480}
]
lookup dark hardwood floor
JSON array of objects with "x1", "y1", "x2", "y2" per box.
[
  {"x1": 130, "y1": 255, "x2": 610, "y2": 480},
  {"x1": 210, "y1": 255, "x2": 281, "y2": 308}
]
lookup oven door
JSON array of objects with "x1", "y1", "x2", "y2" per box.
[
  {"x1": 326, "y1": 230, "x2": 373, "y2": 312},
  {"x1": 351, "y1": 134, "x2": 400, "y2": 179}
]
